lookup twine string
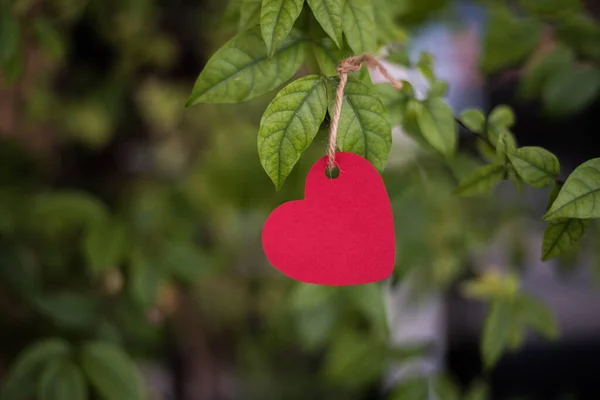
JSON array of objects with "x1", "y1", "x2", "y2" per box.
[{"x1": 327, "y1": 54, "x2": 404, "y2": 172}]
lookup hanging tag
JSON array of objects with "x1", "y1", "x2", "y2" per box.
[{"x1": 262, "y1": 152, "x2": 396, "y2": 285}]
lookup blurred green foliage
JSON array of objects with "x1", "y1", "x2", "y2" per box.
[{"x1": 1, "y1": 0, "x2": 600, "y2": 399}]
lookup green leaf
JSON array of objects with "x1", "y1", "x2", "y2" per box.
[
  {"x1": 129, "y1": 247, "x2": 163, "y2": 309},
  {"x1": 290, "y1": 283, "x2": 336, "y2": 311},
  {"x1": 481, "y1": 300, "x2": 512, "y2": 368},
  {"x1": 542, "y1": 218, "x2": 589, "y2": 261},
  {"x1": 496, "y1": 130, "x2": 517, "y2": 160},
  {"x1": 459, "y1": 108, "x2": 486, "y2": 134},
  {"x1": 353, "y1": 63, "x2": 373, "y2": 88},
  {"x1": 593, "y1": 238, "x2": 600, "y2": 284},
  {"x1": 32, "y1": 293, "x2": 100, "y2": 329},
  {"x1": 83, "y1": 217, "x2": 129, "y2": 272},
  {"x1": 544, "y1": 158, "x2": 600, "y2": 220},
  {"x1": 345, "y1": 284, "x2": 388, "y2": 336},
  {"x1": 448, "y1": 153, "x2": 485, "y2": 181},
  {"x1": 509, "y1": 321, "x2": 524, "y2": 350},
  {"x1": 375, "y1": 84, "x2": 410, "y2": 127},
  {"x1": 162, "y1": 241, "x2": 212, "y2": 282},
  {"x1": 33, "y1": 191, "x2": 108, "y2": 234},
  {"x1": 488, "y1": 105, "x2": 515, "y2": 129},
  {"x1": 481, "y1": 6, "x2": 541, "y2": 74},
  {"x1": 555, "y1": 13, "x2": 600, "y2": 61},
  {"x1": 307, "y1": 0, "x2": 343, "y2": 47},
  {"x1": 322, "y1": 331, "x2": 386, "y2": 387},
  {"x1": 296, "y1": 304, "x2": 337, "y2": 348},
  {"x1": 80, "y1": 341, "x2": 144, "y2": 400},
  {"x1": 0, "y1": 10, "x2": 21, "y2": 68},
  {"x1": 311, "y1": 39, "x2": 343, "y2": 76},
  {"x1": 186, "y1": 27, "x2": 305, "y2": 105},
  {"x1": 290, "y1": 284, "x2": 338, "y2": 348},
  {"x1": 402, "y1": 98, "x2": 448, "y2": 154},
  {"x1": 327, "y1": 77, "x2": 392, "y2": 172},
  {"x1": 455, "y1": 164, "x2": 505, "y2": 196},
  {"x1": 38, "y1": 360, "x2": 88, "y2": 400},
  {"x1": 507, "y1": 163, "x2": 525, "y2": 193},
  {"x1": 1, "y1": 41, "x2": 22, "y2": 82},
  {"x1": 389, "y1": 377, "x2": 429, "y2": 400},
  {"x1": 476, "y1": 139, "x2": 499, "y2": 164},
  {"x1": 461, "y1": 272, "x2": 520, "y2": 301},
  {"x1": 542, "y1": 66, "x2": 600, "y2": 117},
  {"x1": 239, "y1": 0, "x2": 262, "y2": 30},
  {"x1": 33, "y1": 18, "x2": 66, "y2": 61},
  {"x1": 342, "y1": 0, "x2": 376, "y2": 54},
  {"x1": 260, "y1": 0, "x2": 304, "y2": 57},
  {"x1": 464, "y1": 381, "x2": 489, "y2": 400},
  {"x1": 433, "y1": 375, "x2": 461, "y2": 400},
  {"x1": 386, "y1": 47, "x2": 411, "y2": 66},
  {"x1": 517, "y1": 294, "x2": 559, "y2": 339},
  {"x1": 223, "y1": 0, "x2": 243, "y2": 25},
  {"x1": 428, "y1": 80, "x2": 448, "y2": 98},
  {"x1": 258, "y1": 75, "x2": 328, "y2": 189},
  {"x1": 1, "y1": 338, "x2": 70, "y2": 400},
  {"x1": 519, "y1": 44, "x2": 574, "y2": 99},
  {"x1": 64, "y1": 101, "x2": 114, "y2": 149},
  {"x1": 416, "y1": 98, "x2": 457, "y2": 157},
  {"x1": 373, "y1": 0, "x2": 401, "y2": 44},
  {"x1": 507, "y1": 146, "x2": 560, "y2": 188},
  {"x1": 546, "y1": 181, "x2": 561, "y2": 211},
  {"x1": 416, "y1": 52, "x2": 435, "y2": 83}
]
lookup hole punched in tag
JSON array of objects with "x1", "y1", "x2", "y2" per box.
[{"x1": 325, "y1": 165, "x2": 340, "y2": 179}]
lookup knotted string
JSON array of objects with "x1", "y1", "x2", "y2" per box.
[{"x1": 327, "y1": 54, "x2": 404, "y2": 172}]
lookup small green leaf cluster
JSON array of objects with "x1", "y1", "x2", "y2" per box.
[
  {"x1": 0, "y1": 5, "x2": 68, "y2": 83},
  {"x1": 401, "y1": 79, "x2": 457, "y2": 158},
  {"x1": 0, "y1": 185, "x2": 212, "y2": 398},
  {"x1": 452, "y1": 105, "x2": 597, "y2": 262},
  {"x1": 187, "y1": 0, "x2": 408, "y2": 189},
  {"x1": 0, "y1": 6, "x2": 24, "y2": 83},
  {"x1": 541, "y1": 159, "x2": 600, "y2": 261},
  {"x1": 29, "y1": 188, "x2": 210, "y2": 310},
  {"x1": 482, "y1": 2, "x2": 600, "y2": 117},
  {"x1": 288, "y1": 282, "x2": 414, "y2": 388},
  {"x1": 375, "y1": 53, "x2": 594, "y2": 264},
  {"x1": 462, "y1": 271, "x2": 558, "y2": 369},
  {"x1": 0, "y1": 338, "x2": 143, "y2": 400}
]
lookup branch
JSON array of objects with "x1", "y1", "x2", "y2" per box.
[
  {"x1": 454, "y1": 117, "x2": 564, "y2": 187},
  {"x1": 455, "y1": 117, "x2": 495, "y2": 149}
]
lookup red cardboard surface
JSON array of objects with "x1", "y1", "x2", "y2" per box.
[{"x1": 262, "y1": 152, "x2": 396, "y2": 285}]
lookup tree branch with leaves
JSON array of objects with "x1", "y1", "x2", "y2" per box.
[{"x1": 185, "y1": 0, "x2": 600, "y2": 378}]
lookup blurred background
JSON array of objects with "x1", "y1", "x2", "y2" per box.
[{"x1": 2, "y1": 0, "x2": 600, "y2": 399}]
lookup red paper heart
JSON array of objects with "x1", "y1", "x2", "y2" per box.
[{"x1": 262, "y1": 152, "x2": 396, "y2": 285}]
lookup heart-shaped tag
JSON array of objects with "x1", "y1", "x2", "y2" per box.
[{"x1": 262, "y1": 152, "x2": 396, "y2": 285}]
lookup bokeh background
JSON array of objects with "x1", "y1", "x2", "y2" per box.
[{"x1": 2, "y1": 0, "x2": 600, "y2": 399}]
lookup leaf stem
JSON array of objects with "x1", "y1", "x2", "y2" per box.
[{"x1": 454, "y1": 117, "x2": 495, "y2": 149}]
